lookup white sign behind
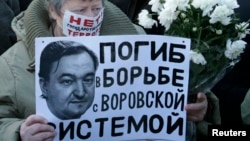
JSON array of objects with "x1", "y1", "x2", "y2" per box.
[{"x1": 35, "y1": 35, "x2": 191, "y2": 141}]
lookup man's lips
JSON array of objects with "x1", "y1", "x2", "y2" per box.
[{"x1": 70, "y1": 100, "x2": 87, "y2": 103}]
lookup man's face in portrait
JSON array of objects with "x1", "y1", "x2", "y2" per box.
[{"x1": 41, "y1": 52, "x2": 96, "y2": 120}]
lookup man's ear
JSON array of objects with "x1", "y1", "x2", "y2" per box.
[{"x1": 39, "y1": 78, "x2": 48, "y2": 97}]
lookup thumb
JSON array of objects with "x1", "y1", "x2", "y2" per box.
[{"x1": 196, "y1": 92, "x2": 206, "y2": 103}]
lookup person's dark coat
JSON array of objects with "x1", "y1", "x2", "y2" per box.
[
  {"x1": 19, "y1": 0, "x2": 32, "y2": 11},
  {"x1": 212, "y1": 0, "x2": 250, "y2": 125},
  {"x1": 0, "y1": 0, "x2": 20, "y2": 55},
  {"x1": 0, "y1": 0, "x2": 33, "y2": 55},
  {"x1": 108, "y1": 0, "x2": 149, "y2": 22}
]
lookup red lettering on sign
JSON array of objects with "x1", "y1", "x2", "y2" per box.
[
  {"x1": 69, "y1": 15, "x2": 81, "y2": 25},
  {"x1": 84, "y1": 19, "x2": 94, "y2": 27},
  {"x1": 67, "y1": 28, "x2": 100, "y2": 36}
]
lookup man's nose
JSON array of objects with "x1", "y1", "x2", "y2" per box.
[{"x1": 73, "y1": 82, "x2": 87, "y2": 98}]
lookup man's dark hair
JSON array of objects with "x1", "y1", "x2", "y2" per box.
[{"x1": 38, "y1": 40, "x2": 99, "y2": 81}]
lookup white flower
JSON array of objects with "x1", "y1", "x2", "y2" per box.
[
  {"x1": 218, "y1": 0, "x2": 239, "y2": 10},
  {"x1": 190, "y1": 50, "x2": 207, "y2": 65},
  {"x1": 158, "y1": 1, "x2": 179, "y2": 30},
  {"x1": 191, "y1": 0, "x2": 203, "y2": 8},
  {"x1": 164, "y1": 0, "x2": 178, "y2": 7},
  {"x1": 149, "y1": 0, "x2": 164, "y2": 13},
  {"x1": 235, "y1": 22, "x2": 250, "y2": 39},
  {"x1": 176, "y1": 0, "x2": 190, "y2": 11},
  {"x1": 225, "y1": 39, "x2": 246, "y2": 60},
  {"x1": 209, "y1": 5, "x2": 233, "y2": 25},
  {"x1": 192, "y1": 0, "x2": 218, "y2": 16},
  {"x1": 137, "y1": 10, "x2": 158, "y2": 28},
  {"x1": 138, "y1": 0, "x2": 249, "y2": 92}
]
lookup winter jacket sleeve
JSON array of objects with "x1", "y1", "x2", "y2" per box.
[
  {"x1": 0, "y1": 56, "x2": 25, "y2": 141},
  {"x1": 196, "y1": 91, "x2": 221, "y2": 138},
  {"x1": 241, "y1": 89, "x2": 250, "y2": 124}
]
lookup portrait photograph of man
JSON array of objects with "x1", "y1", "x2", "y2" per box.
[{"x1": 38, "y1": 40, "x2": 99, "y2": 120}]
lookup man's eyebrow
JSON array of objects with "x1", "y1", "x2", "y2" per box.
[
  {"x1": 58, "y1": 72, "x2": 96, "y2": 79},
  {"x1": 84, "y1": 72, "x2": 95, "y2": 78},
  {"x1": 58, "y1": 73, "x2": 75, "y2": 79}
]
